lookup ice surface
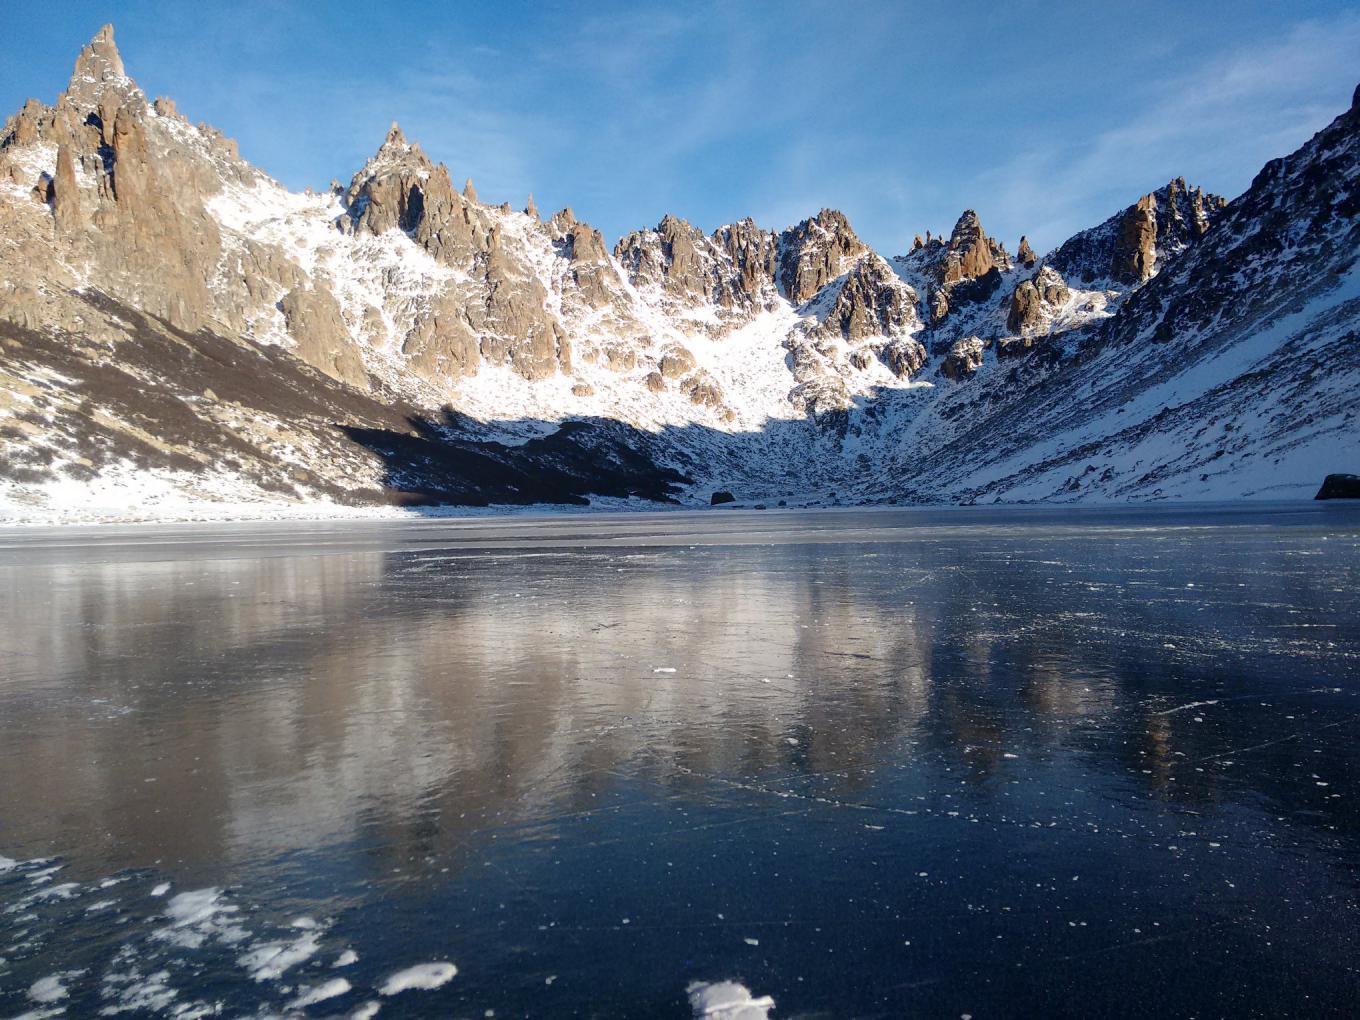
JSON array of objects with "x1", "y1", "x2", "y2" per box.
[{"x1": 2, "y1": 508, "x2": 1359, "y2": 1016}]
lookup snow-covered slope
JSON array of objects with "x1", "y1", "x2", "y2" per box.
[{"x1": 0, "y1": 25, "x2": 1355, "y2": 522}]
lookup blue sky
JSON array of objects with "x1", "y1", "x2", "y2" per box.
[{"x1": 4, "y1": 1, "x2": 1357, "y2": 253}]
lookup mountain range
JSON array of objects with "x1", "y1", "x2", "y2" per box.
[{"x1": 1, "y1": 25, "x2": 1356, "y2": 522}]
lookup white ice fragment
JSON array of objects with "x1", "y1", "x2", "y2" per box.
[
  {"x1": 350, "y1": 1002, "x2": 382, "y2": 1020},
  {"x1": 34, "y1": 882, "x2": 79, "y2": 900},
  {"x1": 28, "y1": 974, "x2": 69, "y2": 1003},
  {"x1": 165, "y1": 888, "x2": 226, "y2": 926},
  {"x1": 687, "y1": 980, "x2": 775, "y2": 1019},
  {"x1": 378, "y1": 962, "x2": 457, "y2": 995},
  {"x1": 653, "y1": 667, "x2": 677, "y2": 674},
  {"x1": 238, "y1": 931, "x2": 323, "y2": 981},
  {"x1": 0, "y1": 854, "x2": 18, "y2": 872},
  {"x1": 151, "y1": 882, "x2": 170, "y2": 897},
  {"x1": 288, "y1": 977, "x2": 352, "y2": 1009},
  {"x1": 743, "y1": 937, "x2": 759, "y2": 946},
  {"x1": 333, "y1": 949, "x2": 360, "y2": 968}
]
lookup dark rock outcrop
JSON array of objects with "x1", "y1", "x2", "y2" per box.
[
  {"x1": 1007, "y1": 266, "x2": 1071, "y2": 334},
  {"x1": 1315, "y1": 474, "x2": 1360, "y2": 499},
  {"x1": 940, "y1": 336, "x2": 986, "y2": 379}
]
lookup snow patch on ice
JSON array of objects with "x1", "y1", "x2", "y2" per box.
[
  {"x1": 27, "y1": 973, "x2": 71, "y2": 1003},
  {"x1": 287, "y1": 977, "x2": 352, "y2": 1009},
  {"x1": 687, "y1": 980, "x2": 776, "y2": 1019},
  {"x1": 378, "y1": 962, "x2": 458, "y2": 995},
  {"x1": 237, "y1": 929, "x2": 323, "y2": 981}
]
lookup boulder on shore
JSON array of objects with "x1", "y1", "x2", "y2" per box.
[
  {"x1": 711, "y1": 490, "x2": 735, "y2": 506},
  {"x1": 1315, "y1": 474, "x2": 1360, "y2": 499}
]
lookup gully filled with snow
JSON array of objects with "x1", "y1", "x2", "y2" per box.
[{"x1": 1, "y1": 505, "x2": 1358, "y2": 1016}]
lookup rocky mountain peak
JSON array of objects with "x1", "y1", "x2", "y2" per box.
[
  {"x1": 941, "y1": 209, "x2": 1006, "y2": 284},
  {"x1": 1017, "y1": 235, "x2": 1037, "y2": 267},
  {"x1": 65, "y1": 24, "x2": 129, "y2": 110},
  {"x1": 777, "y1": 208, "x2": 867, "y2": 304},
  {"x1": 1047, "y1": 177, "x2": 1227, "y2": 287}
]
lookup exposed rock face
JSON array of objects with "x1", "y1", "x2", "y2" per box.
[
  {"x1": 343, "y1": 124, "x2": 492, "y2": 262},
  {"x1": 679, "y1": 369, "x2": 724, "y2": 409},
  {"x1": 997, "y1": 334, "x2": 1042, "y2": 360},
  {"x1": 401, "y1": 290, "x2": 480, "y2": 382},
  {"x1": 777, "y1": 208, "x2": 867, "y2": 304},
  {"x1": 1113, "y1": 193, "x2": 1158, "y2": 284},
  {"x1": 658, "y1": 344, "x2": 696, "y2": 379},
  {"x1": 940, "y1": 336, "x2": 986, "y2": 379},
  {"x1": 1007, "y1": 266, "x2": 1071, "y2": 334},
  {"x1": 882, "y1": 337, "x2": 928, "y2": 378},
  {"x1": 613, "y1": 214, "x2": 780, "y2": 333},
  {"x1": 1049, "y1": 178, "x2": 1227, "y2": 286},
  {"x1": 814, "y1": 255, "x2": 919, "y2": 341},
  {"x1": 65, "y1": 24, "x2": 127, "y2": 108},
  {"x1": 904, "y1": 210, "x2": 1012, "y2": 324},
  {"x1": 1016, "y1": 236, "x2": 1037, "y2": 268},
  {"x1": 339, "y1": 123, "x2": 583, "y2": 382},
  {"x1": 279, "y1": 286, "x2": 369, "y2": 389},
  {"x1": 615, "y1": 214, "x2": 713, "y2": 306},
  {"x1": 617, "y1": 208, "x2": 879, "y2": 334},
  {"x1": 710, "y1": 219, "x2": 779, "y2": 309},
  {"x1": 50, "y1": 143, "x2": 82, "y2": 232},
  {"x1": 939, "y1": 210, "x2": 1002, "y2": 285},
  {"x1": 552, "y1": 218, "x2": 617, "y2": 310}
]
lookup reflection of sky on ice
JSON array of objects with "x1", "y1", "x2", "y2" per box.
[{"x1": 1, "y1": 505, "x2": 1358, "y2": 1016}]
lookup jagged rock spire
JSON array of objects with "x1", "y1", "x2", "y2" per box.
[
  {"x1": 385, "y1": 121, "x2": 406, "y2": 147},
  {"x1": 75, "y1": 24, "x2": 125, "y2": 81},
  {"x1": 1017, "y1": 235, "x2": 1037, "y2": 267},
  {"x1": 941, "y1": 209, "x2": 996, "y2": 284},
  {"x1": 51, "y1": 143, "x2": 82, "y2": 232},
  {"x1": 525, "y1": 193, "x2": 538, "y2": 219},
  {"x1": 66, "y1": 24, "x2": 129, "y2": 110},
  {"x1": 463, "y1": 177, "x2": 478, "y2": 203}
]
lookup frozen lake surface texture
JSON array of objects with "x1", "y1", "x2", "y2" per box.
[{"x1": 1, "y1": 504, "x2": 1358, "y2": 1017}]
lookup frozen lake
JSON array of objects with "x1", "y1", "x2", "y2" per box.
[{"x1": 1, "y1": 504, "x2": 1358, "y2": 1017}]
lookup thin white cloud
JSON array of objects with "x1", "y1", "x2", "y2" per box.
[{"x1": 969, "y1": 13, "x2": 1360, "y2": 253}]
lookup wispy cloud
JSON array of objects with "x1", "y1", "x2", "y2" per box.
[{"x1": 969, "y1": 14, "x2": 1360, "y2": 252}]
